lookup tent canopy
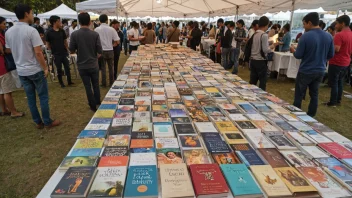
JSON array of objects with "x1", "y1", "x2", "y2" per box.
[
  {"x1": 0, "y1": 7, "x2": 17, "y2": 19},
  {"x1": 77, "y1": 0, "x2": 352, "y2": 18},
  {"x1": 38, "y1": 4, "x2": 77, "y2": 19}
]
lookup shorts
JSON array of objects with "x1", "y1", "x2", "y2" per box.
[{"x1": 0, "y1": 72, "x2": 16, "y2": 94}]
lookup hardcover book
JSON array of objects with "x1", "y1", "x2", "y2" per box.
[
  {"x1": 77, "y1": 130, "x2": 107, "y2": 139},
  {"x1": 223, "y1": 132, "x2": 248, "y2": 144},
  {"x1": 212, "y1": 153, "x2": 241, "y2": 164},
  {"x1": 280, "y1": 150, "x2": 317, "y2": 167},
  {"x1": 102, "y1": 146, "x2": 129, "y2": 157},
  {"x1": 258, "y1": 148, "x2": 290, "y2": 168},
  {"x1": 153, "y1": 122, "x2": 174, "y2": 138},
  {"x1": 124, "y1": 165, "x2": 158, "y2": 198},
  {"x1": 129, "y1": 153, "x2": 157, "y2": 166},
  {"x1": 98, "y1": 156, "x2": 129, "y2": 167},
  {"x1": 178, "y1": 134, "x2": 203, "y2": 150},
  {"x1": 105, "y1": 135, "x2": 130, "y2": 147},
  {"x1": 156, "y1": 148, "x2": 183, "y2": 167},
  {"x1": 59, "y1": 156, "x2": 99, "y2": 170},
  {"x1": 235, "y1": 150, "x2": 266, "y2": 166},
  {"x1": 318, "y1": 142, "x2": 352, "y2": 159},
  {"x1": 74, "y1": 138, "x2": 105, "y2": 149},
  {"x1": 155, "y1": 137, "x2": 179, "y2": 149},
  {"x1": 174, "y1": 123, "x2": 196, "y2": 135},
  {"x1": 130, "y1": 139, "x2": 154, "y2": 148},
  {"x1": 183, "y1": 149, "x2": 211, "y2": 165}
]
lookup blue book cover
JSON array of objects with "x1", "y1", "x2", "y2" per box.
[
  {"x1": 90, "y1": 118, "x2": 112, "y2": 125},
  {"x1": 124, "y1": 165, "x2": 158, "y2": 198},
  {"x1": 220, "y1": 164, "x2": 262, "y2": 196},
  {"x1": 316, "y1": 158, "x2": 352, "y2": 186},
  {"x1": 236, "y1": 150, "x2": 265, "y2": 167},
  {"x1": 239, "y1": 104, "x2": 257, "y2": 114},
  {"x1": 98, "y1": 104, "x2": 117, "y2": 110},
  {"x1": 201, "y1": 132, "x2": 223, "y2": 141},
  {"x1": 203, "y1": 139, "x2": 231, "y2": 153},
  {"x1": 69, "y1": 148, "x2": 102, "y2": 156},
  {"x1": 131, "y1": 148, "x2": 156, "y2": 153},
  {"x1": 77, "y1": 130, "x2": 107, "y2": 139}
]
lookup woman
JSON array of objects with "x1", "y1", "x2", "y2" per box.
[
  {"x1": 0, "y1": 17, "x2": 24, "y2": 117},
  {"x1": 142, "y1": 23, "x2": 156, "y2": 44},
  {"x1": 278, "y1": 24, "x2": 291, "y2": 52},
  {"x1": 184, "y1": 21, "x2": 202, "y2": 51},
  {"x1": 167, "y1": 21, "x2": 180, "y2": 43}
]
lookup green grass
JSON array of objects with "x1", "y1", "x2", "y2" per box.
[{"x1": 0, "y1": 54, "x2": 351, "y2": 198}]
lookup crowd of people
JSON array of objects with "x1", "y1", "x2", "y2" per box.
[{"x1": 0, "y1": 3, "x2": 351, "y2": 130}]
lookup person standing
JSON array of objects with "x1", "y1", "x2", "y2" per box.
[
  {"x1": 122, "y1": 22, "x2": 128, "y2": 55},
  {"x1": 278, "y1": 24, "x2": 291, "y2": 52},
  {"x1": 324, "y1": 15, "x2": 352, "y2": 107},
  {"x1": 143, "y1": 23, "x2": 156, "y2": 44},
  {"x1": 6, "y1": 4, "x2": 60, "y2": 128},
  {"x1": 159, "y1": 22, "x2": 167, "y2": 43},
  {"x1": 248, "y1": 20, "x2": 259, "y2": 39},
  {"x1": 46, "y1": 15, "x2": 73, "y2": 88},
  {"x1": 290, "y1": 12, "x2": 334, "y2": 117},
  {"x1": 62, "y1": 19, "x2": 69, "y2": 38},
  {"x1": 33, "y1": 17, "x2": 44, "y2": 42},
  {"x1": 111, "y1": 20, "x2": 124, "y2": 80},
  {"x1": 249, "y1": 16, "x2": 277, "y2": 91},
  {"x1": 220, "y1": 20, "x2": 233, "y2": 70},
  {"x1": 70, "y1": 12, "x2": 103, "y2": 112},
  {"x1": 0, "y1": 16, "x2": 24, "y2": 118},
  {"x1": 167, "y1": 21, "x2": 180, "y2": 43},
  {"x1": 232, "y1": 19, "x2": 247, "y2": 74},
  {"x1": 128, "y1": 21, "x2": 141, "y2": 54},
  {"x1": 95, "y1": 14, "x2": 120, "y2": 87},
  {"x1": 69, "y1": 20, "x2": 78, "y2": 38}
]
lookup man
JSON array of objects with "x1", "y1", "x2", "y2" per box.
[
  {"x1": 69, "y1": 20, "x2": 78, "y2": 38},
  {"x1": 70, "y1": 12, "x2": 103, "y2": 112},
  {"x1": 111, "y1": 20, "x2": 124, "y2": 80},
  {"x1": 6, "y1": 4, "x2": 60, "y2": 129},
  {"x1": 249, "y1": 16, "x2": 277, "y2": 91},
  {"x1": 219, "y1": 20, "x2": 233, "y2": 70},
  {"x1": 324, "y1": 15, "x2": 352, "y2": 107},
  {"x1": 62, "y1": 19, "x2": 69, "y2": 38},
  {"x1": 94, "y1": 14, "x2": 120, "y2": 87},
  {"x1": 167, "y1": 21, "x2": 180, "y2": 43},
  {"x1": 33, "y1": 17, "x2": 44, "y2": 42},
  {"x1": 228, "y1": 22, "x2": 237, "y2": 73},
  {"x1": 159, "y1": 22, "x2": 167, "y2": 43},
  {"x1": 248, "y1": 20, "x2": 259, "y2": 39},
  {"x1": 231, "y1": 19, "x2": 247, "y2": 74},
  {"x1": 46, "y1": 15, "x2": 73, "y2": 88},
  {"x1": 128, "y1": 21, "x2": 141, "y2": 54},
  {"x1": 290, "y1": 12, "x2": 334, "y2": 117}
]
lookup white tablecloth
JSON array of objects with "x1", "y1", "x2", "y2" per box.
[
  {"x1": 201, "y1": 39, "x2": 216, "y2": 52},
  {"x1": 271, "y1": 52, "x2": 301, "y2": 78}
]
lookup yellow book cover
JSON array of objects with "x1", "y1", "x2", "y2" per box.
[
  {"x1": 74, "y1": 138, "x2": 105, "y2": 149},
  {"x1": 215, "y1": 121, "x2": 238, "y2": 133},
  {"x1": 93, "y1": 110, "x2": 115, "y2": 118},
  {"x1": 274, "y1": 167, "x2": 317, "y2": 193},
  {"x1": 204, "y1": 87, "x2": 219, "y2": 93},
  {"x1": 223, "y1": 132, "x2": 248, "y2": 144},
  {"x1": 250, "y1": 165, "x2": 292, "y2": 197}
]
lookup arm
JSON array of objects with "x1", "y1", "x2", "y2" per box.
[
  {"x1": 333, "y1": 34, "x2": 341, "y2": 53},
  {"x1": 69, "y1": 33, "x2": 76, "y2": 54},
  {"x1": 113, "y1": 30, "x2": 120, "y2": 46},
  {"x1": 64, "y1": 39, "x2": 69, "y2": 51},
  {"x1": 328, "y1": 37, "x2": 335, "y2": 60},
  {"x1": 34, "y1": 46, "x2": 47, "y2": 71},
  {"x1": 31, "y1": 30, "x2": 48, "y2": 76},
  {"x1": 261, "y1": 34, "x2": 273, "y2": 54},
  {"x1": 96, "y1": 35, "x2": 103, "y2": 59},
  {"x1": 293, "y1": 36, "x2": 306, "y2": 59},
  {"x1": 46, "y1": 42, "x2": 51, "y2": 50}
]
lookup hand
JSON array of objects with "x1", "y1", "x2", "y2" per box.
[
  {"x1": 290, "y1": 46, "x2": 295, "y2": 53},
  {"x1": 44, "y1": 68, "x2": 49, "y2": 78}
]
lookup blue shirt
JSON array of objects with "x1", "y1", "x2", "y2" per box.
[
  {"x1": 281, "y1": 32, "x2": 291, "y2": 52},
  {"x1": 123, "y1": 27, "x2": 127, "y2": 39},
  {"x1": 293, "y1": 28, "x2": 334, "y2": 74}
]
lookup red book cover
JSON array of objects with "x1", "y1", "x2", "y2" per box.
[
  {"x1": 189, "y1": 164, "x2": 229, "y2": 196},
  {"x1": 98, "y1": 156, "x2": 129, "y2": 167},
  {"x1": 318, "y1": 142, "x2": 352, "y2": 159}
]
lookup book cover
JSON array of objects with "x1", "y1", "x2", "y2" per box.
[
  {"x1": 124, "y1": 165, "x2": 158, "y2": 198},
  {"x1": 51, "y1": 167, "x2": 96, "y2": 197},
  {"x1": 301, "y1": 146, "x2": 329, "y2": 159},
  {"x1": 119, "y1": 98, "x2": 135, "y2": 105},
  {"x1": 102, "y1": 146, "x2": 129, "y2": 157},
  {"x1": 212, "y1": 153, "x2": 241, "y2": 164},
  {"x1": 245, "y1": 132, "x2": 275, "y2": 149},
  {"x1": 98, "y1": 156, "x2": 129, "y2": 167},
  {"x1": 152, "y1": 104, "x2": 168, "y2": 112},
  {"x1": 250, "y1": 165, "x2": 292, "y2": 197},
  {"x1": 203, "y1": 137, "x2": 231, "y2": 154},
  {"x1": 156, "y1": 148, "x2": 183, "y2": 167},
  {"x1": 215, "y1": 121, "x2": 238, "y2": 133},
  {"x1": 275, "y1": 121, "x2": 298, "y2": 132},
  {"x1": 134, "y1": 105, "x2": 151, "y2": 112},
  {"x1": 132, "y1": 122, "x2": 152, "y2": 132},
  {"x1": 129, "y1": 153, "x2": 157, "y2": 166},
  {"x1": 229, "y1": 114, "x2": 249, "y2": 121},
  {"x1": 88, "y1": 167, "x2": 127, "y2": 197},
  {"x1": 94, "y1": 110, "x2": 116, "y2": 118},
  {"x1": 297, "y1": 115, "x2": 318, "y2": 123},
  {"x1": 203, "y1": 106, "x2": 223, "y2": 116},
  {"x1": 178, "y1": 135, "x2": 203, "y2": 149},
  {"x1": 114, "y1": 112, "x2": 133, "y2": 119},
  {"x1": 280, "y1": 150, "x2": 317, "y2": 167},
  {"x1": 190, "y1": 164, "x2": 229, "y2": 196},
  {"x1": 155, "y1": 138, "x2": 179, "y2": 149},
  {"x1": 252, "y1": 120, "x2": 279, "y2": 132},
  {"x1": 183, "y1": 149, "x2": 211, "y2": 165},
  {"x1": 323, "y1": 132, "x2": 351, "y2": 143},
  {"x1": 77, "y1": 130, "x2": 107, "y2": 139},
  {"x1": 220, "y1": 164, "x2": 262, "y2": 197},
  {"x1": 258, "y1": 148, "x2": 290, "y2": 168},
  {"x1": 174, "y1": 123, "x2": 196, "y2": 135},
  {"x1": 303, "y1": 130, "x2": 332, "y2": 143},
  {"x1": 171, "y1": 117, "x2": 191, "y2": 123},
  {"x1": 274, "y1": 167, "x2": 317, "y2": 193},
  {"x1": 59, "y1": 156, "x2": 98, "y2": 170},
  {"x1": 286, "y1": 132, "x2": 314, "y2": 146},
  {"x1": 131, "y1": 131, "x2": 153, "y2": 139},
  {"x1": 194, "y1": 122, "x2": 218, "y2": 133},
  {"x1": 266, "y1": 134, "x2": 296, "y2": 150},
  {"x1": 230, "y1": 143, "x2": 254, "y2": 151},
  {"x1": 223, "y1": 132, "x2": 248, "y2": 144},
  {"x1": 74, "y1": 138, "x2": 105, "y2": 149},
  {"x1": 152, "y1": 111, "x2": 170, "y2": 122},
  {"x1": 133, "y1": 111, "x2": 151, "y2": 123},
  {"x1": 235, "y1": 150, "x2": 265, "y2": 166},
  {"x1": 111, "y1": 118, "x2": 132, "y2": 127},
  {"x1": 159, "y1": 163, "x2": 195, "y2": 198},
  {"x1": 319, "y1": 142, "x2": 352, "y2": 159},
  {"x1": 153, "y1": 122, "x2": 174, "y2": 138},
  {"x1": 287, "y1": 121, "x2": 312, "y2": 132},
  {"x1": 106, "y1": 135, "x2": 130, "y2": 147},
  {"x1": 108, "y1": 126, "x2": 132, "y2": 135},
  {"x1": 130, "y1": 148, "x2": 156, "y2": 153},
  {"x1": 69, "y1": 148, "x2": 102, "y2": 157},
  {"x1": 169, "y1": 109, "x2": 188, "y2": 117},
  {"x1": 130, "y1": 139, "x2": 153, "y2": 148}
]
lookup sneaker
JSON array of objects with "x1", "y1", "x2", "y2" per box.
[
  {"x1": 90, "y1": 107, "x2": 97, "y2": 112},
  {"x1": 322, "y1": 102, "x2": 336, "y2": 107},
  {"x1": 36, "y1": 122, "x2": 44, "y2": 129},
  {"x1": 45, "y1": 120, "x2": 61, "y2": 129},
  {"x1": 60, "y1": 84, "x2": 66, "y2": 88}
]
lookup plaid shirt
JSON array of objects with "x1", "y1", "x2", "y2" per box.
[{"x1": 234, "y1": 28, "x2": 246, "y2": 49}]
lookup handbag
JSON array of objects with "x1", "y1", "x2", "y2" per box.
[
  {"x1": 4, "y1": 53, "x2": 16, "y2": 72},
  {"x1": 267, "y1": 52, "x2": 274, "y2": 61}
]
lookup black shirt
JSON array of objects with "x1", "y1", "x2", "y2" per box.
[
  {"x1": 45, "y1": 28, "x2": 67, "y2": 55},
  {"x1": 33, "y1": 24, "x2": 44, "y2": 35}
]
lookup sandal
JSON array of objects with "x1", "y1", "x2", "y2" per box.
[
  {"x1": 0, "y1": 112, "x2": 11, "y2": 116},
  {"x1": 11, "y1": 112, "x2": 25, "y2": 118}
]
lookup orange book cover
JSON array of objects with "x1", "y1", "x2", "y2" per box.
[
  {"x1": 98, "y1": 156, "x2": 129, "y2": 167},
  {"x1": 130, "y1": 139, "x2": 154, "y2": 148}
]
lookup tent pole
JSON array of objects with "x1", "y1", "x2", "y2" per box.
[
  {"x1": 289, "y1": 0, "x2": 295, "y2": 33},
  {"x1": 336, "y1": 9, "x2": 340, "y2": 18},
  {"x1": 236, "y1": 5, "x2": 239, "y2": 21},
  {"x1": 208, "y1": 13, "x2": 210, "y2": 25}
]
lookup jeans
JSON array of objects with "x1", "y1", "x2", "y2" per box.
[
  {"x1": 113, "y1": 45, "x2": 121, "y2": 80},
  {"x1": 101, "y1": 50, "x2": 114, "y2": 86},
  {"x1": 19, "y1": 71, "x2": 53, "y2": 126},
  {"x1": 53, "y1": 54, "x2": 72, "y2": 85},
  {"x1": 79, "y1": 68, "x2": 101, "y2": 109},
  {"x1": 230, "y1": 48, "x2": 240, "y2": 74},
  {"x1": 293, "y1": 72, "x2": 324, "y2": 117},
  {"x1": 123, "y1": 39, "x2": 128, "y2": 55},
  {"x1": 249, "y1": 60, "x2": 268, "y2": 91},
  {"x1": 328, "y1": 64, "x2": 348, "y2": 104},
  {"x1": 221, "y1": 47, "x2": 231, "y2": 69},
  {"x1": 129, "y1": 45, "x2": 138, "y2": 55}
]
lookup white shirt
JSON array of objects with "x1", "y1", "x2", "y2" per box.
[
  {"x1": 94, "y1": 23, "x2": 119, "y2": 51},
  {"x1": 69, "y1": 26, "x2": 78, "y2": 37},
  {"x1": 231, "y1": 30, "x2": 237, "y2": 48},
  {"x1": 248, "y1": 28, "x2": 255, "y2": 39},
  {"x1": 128, "y1": 28, "x2": 140, "y2": 46}
]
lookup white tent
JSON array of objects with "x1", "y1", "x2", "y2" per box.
[
  {"x1": 0, "y1": 7, "x2": 17, "y2": 19},
  {"x1": 37, "y1": 4, "x2": 77, "y2": 19},
  {"x1": 76, "y1": 0, "x2": 119, "y2": 15}
]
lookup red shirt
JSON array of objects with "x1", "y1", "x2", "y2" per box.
[
  {"x1": 329, "y1": 28, "x2": 352, "y2": 66},
  {"x1": 0, "y1": 34, "x2": 7, "y2": 76}
]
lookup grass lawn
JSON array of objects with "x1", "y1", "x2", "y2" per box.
[{"x1": 0, "y1": 53, "x2": 351, "y2": 198}]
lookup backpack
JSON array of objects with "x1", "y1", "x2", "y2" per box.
[{"x1": 243, "y1": 33, "x2": 256, "y2": 62}]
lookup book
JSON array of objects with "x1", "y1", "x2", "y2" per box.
[
  {"x1": 153, "y1": 122, "x2": 174, "y2": 138},
  {"x1": 235, "y1": 150, "x2": 266, "y2": 167},
  {"x1": 108, "y1": 126, "x2": 132, "y2": 135},
  {"x1": 134, "y1": 105, "x2": 151, "y2": 112},
  {"x1": 250, "y1": 165, "x2": 292, "y2": 197},
  {"x1": 212, "y1": 153, "x2": 241, "y2": 164},
  {"x1": 169, "y1": 109, "x2": 188, "y2": 117},
  {"x1": 318, "y1": 142, "x2": 352, "y2": 159},
  {"x1": 274, "y1": 167, "x2": 318, "y2": 196},
  {"x1": 214, "y1": 121, "x2": 238, "y2": 133},
  {"x1": 171, "y1": 117, "x2": 191, "y2": 123},
  {"x1": 159, "y1": 163, "x2": 195, "y2": 198},
  {"x1": 246, "y1": 113, "x2": 267, "y2": 121},
  {"x1": 77, "y1": 130, "x2": 107, "y2": 139},
  {"x1": 265, "y1": 133, "x2": 296, "y2": 150},
  {"x1": 124, "y1": 165, "x2": 158, "y2": 198},
  {"x1": 194, "y1": 122, "x2": 218, "y2": 133},
  {"x1": 119, "y1": 98, "x2": 135, "y2": 105},
  {"x1": 189, "y1": 164, "x2": 229, "y2": 197},
  {"x1": 174, "y1": 123, "x2": 196, "y2": 135},
  {"x1": 178, "y1": 134, "x2": 202, "y2": 150},
  {"x1": 245, "y1": 131, "x2": 275, "y2": 149},
  {"x1": 252, "y1": 120, "x2": 279, "y2": 132},
  {"x1": 275, "y1": 121, "x2": 298, "y2": 132},
  {"x1": 308, "y1": 122, "x2": 334, "y2": 133},
  {"x1": 132, "y1": 122, "x2": 152, "y2": 132},
  {"x1": 106, "y1": 135, "x2": 130, "y2": 147},
  {"x1": 98, "y1": 156, "x2": 129, "y2": 167},
  {"x1": 152, "y1": 111, "x2": 170, "y2": 122},
  {"x1": 130, "y1": 139, "x2": 154, "y2": 148},
  {"x1": 297, "y1": 167, "x2": 351, "y2": 198},
  {"x1": 69, "y1": 148, "x2": 102, "y2": 157},
  {"x1": 183, "y1": 149, "x2": 211, "y2": 165},
  {"x1": 51, "y1": 167, "x2": 97, "y2": 198},
  {"x1": 59, "y1": 156, "x2": 99, "y2": 170},
  {"x1": 258, "y1": 148, "x2": 290, "y2": 168},
  {"x1": 131, "y1": 131, "x2": 153, "y2": 139},
  {"x1": 302, "y1": 130, "x2": 332, "y2": 143},
  {"x1": 220, "y1": 164, "x2": 263, "y2": 197},
  {"x1": 297, "y1": 115, "x2": 318, "y2": 123},
  {"x1": 130, "y1": 148, "x2": 156, "y2": 153},
  {"x1": 323, "y1": 132, "x2": 351, "y2": 143},
  {"x1": 88, "y1": 167, "x2": 127, "y2": 197},
  {"x1": 287, "y1": 121, "x2": 313, "y2": 132},
  {"x1": 235, "y1": 121, "x2": 258, "y2": 132},
  {"x1": 129, "y1": 153, "x2": 156, "y2": 166},
  {"x1": 102, "y1": 146, "x2": 129, "y2": 157},
  {"x1": 223, "y1": 132, "x2": 248, "y2": 144},
  {"x1": 94, "y1": 110, "x2": 116, "y2": 118},
  {"x1": 133, "y1": 111, "x2": 151, "y2": 122},
  {"x1": 285, "y1": 132, "x2": 314, "y2": 146},
  {"x1": 74, "y1": 138, "x2": 105, "y2": 149},
  {"x1": 280, "y1": 150, "x2": 317, "y2": 167},
  {"x1": 155, "y1": 137, "x2": 179, "y2": 149},
  {"x1": 156, "y1": 148, "x2": 183, "y2": 167},
  {"x1": 111, "y1": 118, "x2": 133, "y2": 127},
  {"x1": 114, "y1": 112, "x2": 133, "y2": 119},
  {"x1": 300, "y1": 146, "x2": 329, "y2": 159}
]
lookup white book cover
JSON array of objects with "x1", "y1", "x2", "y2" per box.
[
  {"x1": 229, "y1": 114, "x2": 249, "y2": 121},
  {"x1": 153, "y1": 123, "x2": 175, "y2": 138},
  {"x1": 286, "y1": 132, "x2": 314, "y2": 145},
  {"x1": 194, "y1": 122, "x2": 218, "y2": 133},
  {"x1": 111, "y1": 118, "x2": 133, "y2": 127},
  {"x1": 280, "y1": 114, "x2": 299, "y2": 122},
  {"x1": 129, "y1": 153, "x2": 157, "y2": 166},
  {"x1": 246, "y1": 114, "x2": 266, "y2": 121},
  {"x1": 280, "y1": 150, "x2": 317, "y2": 167},
  {"x1": 135, "y1": 96, "x2": 151, "y2": 105},
  {"x1": 301, "y1": 146, "x2": 329, "y2": 158},
  {"x1": 245, "y1": 131, "x2": 276, "y2": 149},
  {"x1": 266, "y1": 133, "x2": 297, "y2": 150},
  {"x1": 132, "y1": 122, "x2": 153, "y2": 132},
  {"x1": 252, "y1": 120, "x2": 279, "y2": 132},
  {"x1": 85, "y1": 124, "x2": 110, "y2": 130},
  {"x1": 155, "y1": 138, "x2": 180, "y2": 149},
  {"x1": 303, "y1": 130, "x2": 332, "y2": 143},
  {"x1": 323, "y1": 132, "x2": 351, "y2": 143},
  {"x1": 287, "y1": 121, "x2": 313, "y2": 132},
  {"x1": 133, "y1": 111, "x2": 151, "y2": 122}
]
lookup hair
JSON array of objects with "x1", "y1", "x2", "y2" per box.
[
  {"x1": 99, "y1": 14, "x2": 108, "y2": 23},
  {"x1": 14, "y1": 3, "x2": 32, "y2": 20},
  {"x1": 193, "y1": 21, "x2": 199, "y2": 29},
  {"x1": 283, "y1": 23, "x2": 290, "y2": 32},
  {"x1": 271, "y1": 24, "x2": 278, "y2": 30},
  {"x1": 8, "y1": 22, "x2": 13, "y2": 27},
  {"x1": 173, "y1": 20, "x2": 179, "y2": 28},
  {"x1": 161, "y1": 22, "x2": 165, "y2": 25},
  {"x1": 72, "y1": 19, "x2": 77, "y2": 24},
  {"x1": 319, "y1": 20, "x2": 326, "y2": 30},
  {"x1": 258, "y1": 16, "x2": 270, "y2": 28},
  {"x1": 229, "y1": 21, "x2": 235, "y2": 28},
  {"x1": 336, "y1": 15, "x2": 351, "y2": 27},
  {"x1": 277, "y1": 24, "x2": 281, "y2": 29},
  {"x1": 224, "y1": 21, "x2": 230, "y2": 26},
  {"x1": 269, "y1": 21, "x2": 273, "y2": 27},
  {"x1": 62, "y1": 19, "x2": 68, "y2": 25},
  {"x1": 327, "y1": 25, "x2": 335, "y2": 31},
  {"x1": 110, "y1": 19, "x2": 118, "y2": 26},
  {"x1": 165, "y1": 151, "x2": 176, "y2": 157},
  {"x1": 78, "y1": 12, "x2": 91, "y2": 26},
  {"x1": 147, "y1": 22, "x2": 152, "y2": 30},
  {"x1": 302, "y1": 12, "x2": 320, "y2": 26},
  {"x1": 217, "y1": 18, "x2": 224, "y2": 24},
  {"x1": 237, "y1": 19, "x2": 245, "y2": 26},
  {"x1": 0, "y1": 16, "x2": 6, "y2": 33},
  {"x1": 350, "y1": 23, "x2": 352, "y2": 31},
  {"x1": 34, "y1": 17, "x2": 40, "y2": 23},
  {"x1": 251, "y1": 19, "x2": 259, "y2": 27},
  {"x1": 49, "y1": 15, "x2": 60, "y2": 26},
  {"x1": 187, "y1": 21, "x2": 194, "y2": 27}
]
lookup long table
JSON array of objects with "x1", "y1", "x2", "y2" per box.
[{"x1": 270, "y1": 52, "x2": 301, "y2": 79}]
